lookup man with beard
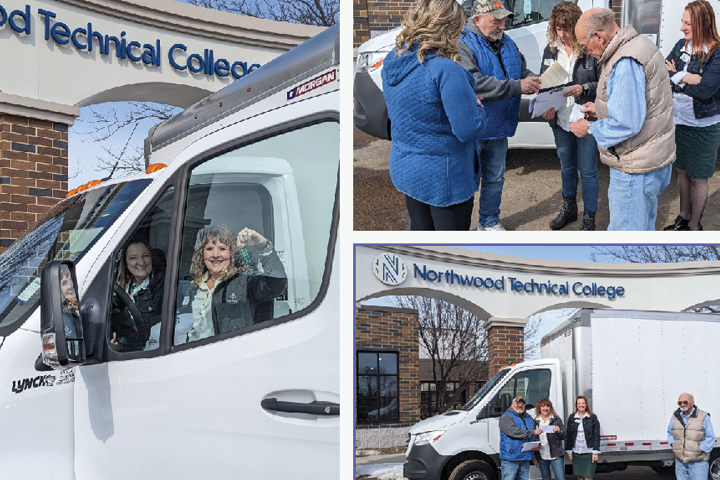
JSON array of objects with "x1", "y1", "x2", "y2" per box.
[
  {"x1": 668, "y1": 393, "x2": 715, "y2": 480},
  {"x1": 458, "y1": 0, "x2": 541, "y2": 231},
  {"x1": 499, "y1": 396, "x2": 542, "y2": 480}
]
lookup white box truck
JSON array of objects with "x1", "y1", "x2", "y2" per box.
[
  {"x1": 0, "y1": 25, "x2": 339, "y2": 480},
  {"x1": 404, "y1": 309, "x2": 720, "y2": 480},
  {"x1": 354, "y1": 0, "x2": 700, "y2": 147}
]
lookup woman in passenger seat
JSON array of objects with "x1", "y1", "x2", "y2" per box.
[
  {"x1": 183, "y1": 224, "x2": 287, "y2": 343},
  {"x1": 111, "y1": 239, "x2": 165, "y2": 351}
]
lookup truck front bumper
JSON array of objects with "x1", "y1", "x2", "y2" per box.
[
  {"x1": 404, "y1": 444, "x2": 448, "y2": 479},
  {"x1": 353, "y1": 70, "x2": 390, "y2": 140}
]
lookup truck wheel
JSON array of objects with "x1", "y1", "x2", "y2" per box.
[
  {"x1": 709, "y1": 449, "x2": 720, "y2": 480},
  {"x1": 650, "y1": 466, "x2": 675, "y2": 476},
  {"x1": 448, "y1": 460, "x2": 496, "y2": 480}
]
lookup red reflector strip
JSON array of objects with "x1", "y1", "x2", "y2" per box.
[
  {"x1": 660, "y1": 442, "x2": 668, "y2": 445},
  {"x1": 625, "y1": 443, "x2": 634, "y2": 446},
  {"x1": 608, "y1": 443, "x2": 616, "y2": 446},
  {"x1": 643, "y1": 443, "x2": 651, "y2": 446}
]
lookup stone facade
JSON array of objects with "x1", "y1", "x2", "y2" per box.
[
  {"x1": 0, "y1": 114, "x2": 69, "y2": 253},
  {"x1": 356, "y1": 305, "x2": 420, "y2": 427},
  {"x1": 487, "y1": 324, "x2": 524, "y2": 376}
]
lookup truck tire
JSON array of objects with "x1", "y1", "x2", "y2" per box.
[
  {"x1": 448, "y1": 460, "x2": 496, "y2": 480},
  {"x1": 710, "y1": 449, "x2": 720, "y2": 480},
  {"x1": 650, "y1": 466, "x2": 675, "y2": 476}
]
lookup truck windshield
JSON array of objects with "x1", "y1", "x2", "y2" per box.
[
  {"x1": 0, "y1": 179, "x2": 151, "y2": 336},
  {"x1": 461, "y1": 367, "x2": 511, "y2": 411}
]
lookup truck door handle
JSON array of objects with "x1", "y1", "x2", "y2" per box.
[{"x1": 261, "y1": 397, "x2": 339, "y2": 416}]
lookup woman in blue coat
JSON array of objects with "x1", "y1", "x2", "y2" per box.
[{"x1": 382, "y1": 0, "x2": 487, "y2": 230}]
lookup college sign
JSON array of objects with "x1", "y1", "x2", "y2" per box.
[
  {"x1": 0, "y1": 3, "x2": 261, "y2": 79},
  {"x1": 373, "y1": 254, "x2": 626, "y2": 300}
]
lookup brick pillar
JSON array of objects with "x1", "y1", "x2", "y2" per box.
[
  {"x1": 486, "y1": 317, "x2": 528, "y2": 376},
  {"x1": 354, "y1": 0, "x2": 371, "y2": 48},
  {"x1": 611, "y1": 0, "x2": 623, "y2": 26},
  {"x1": 0, "y1": 114, "x2": 69, "y2": 253},
  {"x1": 356, "y1": 305, "x2": 420, "y2": 426}
]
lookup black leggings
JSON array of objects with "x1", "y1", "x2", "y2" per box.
[{"x1": 405, "y1": 195, "x2": 474, "y2": 231}]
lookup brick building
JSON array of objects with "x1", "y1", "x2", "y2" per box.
[{"x1": 0, "y1": 115, "x2": 69, "y2": 254}]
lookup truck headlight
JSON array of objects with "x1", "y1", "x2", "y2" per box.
[
  {"x1": 357, "y1": 52, "x2": 386, "y2": 73},
  {"x1": 413, "y1": 429, "x2": 445, "y2": 446}
]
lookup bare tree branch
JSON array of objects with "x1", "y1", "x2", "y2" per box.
[{"x1": 185, "y1": 0, "x2": 338, "y2": 26}]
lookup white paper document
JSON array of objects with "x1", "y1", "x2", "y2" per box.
[
  {"x1": 529, "y1": 85, "x2": 575, "y2": 119},
  {"x1": 540, "y1": 425, "x2": 556, "y2": 434},
  {"x1": 568, "y1": 103, "x2": 585, "y2": 123},
  {"x1": 539, "y1": 61, "x2": 569, "y2": 89},
  {"x1": 521, "y1": 441, "x2": 541, "y2": 452}
]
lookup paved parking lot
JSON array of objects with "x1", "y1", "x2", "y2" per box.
[{"x1": 354, "y1": 127, "x2": 720, "y2": 231}]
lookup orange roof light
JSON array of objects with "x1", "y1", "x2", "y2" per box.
[
  {"x1": 146, "y1": 163, "x2": 167, "y2": 174},
  {"x1": 65, "y1": 188, "x2": 78, "y2": 198},
  {"x1": 86, "y1": 180, "x2": 102, "y2": 188}
]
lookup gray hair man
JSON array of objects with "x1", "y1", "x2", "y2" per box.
[
  {"x1": 667, "y1": 393, "x2": 716, "y2": 480},
  {"x1": 457, "y1": 0, "x2": 541, "y2": 232},
  {"x1": 569, "y1": 9, "x2": 675, "y2": 231}
]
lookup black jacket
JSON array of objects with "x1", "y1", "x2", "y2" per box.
[
  {"x1": 565, "y1": 413, "x2": 601, "y2": 452},
  {"x1": 181, "y1": 244, "x2": 287, "y2": 337},
  {"x1": 666, "y1": 39, "x2": 720, "y2": 119},
  {"x1": 534, "y1": 415, "x2": 567, "y2": 459},
  {"x1": 114, "y1": 272, "x2": 164, "y2": 351},
  {"x1": 539, "y1": 44, "x2": 601, "y2": 128}
]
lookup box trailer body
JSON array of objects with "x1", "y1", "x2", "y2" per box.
[
  {"x1": 0, "y1": 25, "x2": 339, "y2": 480},
  {"x1": 353, "y1": 0, "x2": 718, "y2": 147},
  {"x1": 403, "y1": 309, "x2": 720, "y2": 480}
]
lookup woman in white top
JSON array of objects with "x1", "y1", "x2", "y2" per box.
[
  {"x1": 565, "y1": 396, "x2": 601, "y2": 480},
  {"x1": 663, "y1": 0, "x2": 720, "y2": 231},
  {"x1": 533, "y1": 398, "x2": 566, "y2": 480}
]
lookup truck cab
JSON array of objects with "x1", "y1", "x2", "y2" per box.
[
  {"x1": 0, "y1": 25, "x2": 339, "y2": 480},
  {"x1": 405, "y1": 359, "x2": 563, "y2": 480}
]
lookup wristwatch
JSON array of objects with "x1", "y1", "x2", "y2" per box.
[
  {"x1": 582, "y1": 84, "x2": 590, "y2": 95},
  {"x1": 586, "y1": 121, "x2": 593, "y2": 135}
]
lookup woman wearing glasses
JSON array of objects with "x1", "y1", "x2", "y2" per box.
[
  {"x1": 382, "y1": 0, "x2": 487, "y2": 230},
  {"x1": 566, "y1": 396, "x2": 601, "y2": 480},
  {"x1": 538, "y1": 2, "x2": 601, "y2": 231},
  {"x1": 663, "y1": 0, "x2": 720, "y2": 231}
]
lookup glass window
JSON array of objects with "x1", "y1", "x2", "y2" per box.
[
  {"x1": 0, "y1": 180, "x2": 151, "y2": 336},
  {"x1": 108, "y1": 187, "x2": 175, "y2": 353},
  {"x1": 173, "y1": 120, "x2": 338, "y2": 345},
  {"x1": 357, "y1": 351, "x2": 399, "y2": 422},
  {"x1": 509, "y1": 0, "x2": 566, "y2": 27},
  {"x1": 484, "y1": 369, "x2": 552, "y2": 416}
]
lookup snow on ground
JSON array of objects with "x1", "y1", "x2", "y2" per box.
[{"x1": 356, "y1": 463, "x2": 404, "y2": 479}]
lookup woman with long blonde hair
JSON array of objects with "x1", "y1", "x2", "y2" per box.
[
  {"x1": 566, "y1": 395, "x2": 601, "y2": 480},
  {"x1": 534, "y1": 398, "x2": 566, "y2": 480},
  {"x1": 382, "y1": 0, "x2": 486, "y2": 231},
  {"x1": 664, "y1": 0, "x2": 720, "y2": 231}
]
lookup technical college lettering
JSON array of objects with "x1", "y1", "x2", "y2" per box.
[
  {"x1": 413, "y1": 264, "x2": 625, "y2": 299},
  {"x1": 0, "y1": 3, "x2": 261, "y2": 79}
]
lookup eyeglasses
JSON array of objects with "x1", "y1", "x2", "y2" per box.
[
  {"x1": 579, "y1": 42, "x2": 588, "y2": 54},
  {"x1": 678, "y1": 401, "x2": 690, "y2": 406}
]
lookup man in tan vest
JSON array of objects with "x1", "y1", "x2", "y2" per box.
[
  {"x1": 667, "y1": 393, "x2": 716, "y2": 480},
  {"x1": 569, "y1": 9, "x2": 675, "y2": 230}
]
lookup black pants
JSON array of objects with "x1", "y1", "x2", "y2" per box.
[{"x1": 405, "y1": 195, "x2": 474, "y2": 231}]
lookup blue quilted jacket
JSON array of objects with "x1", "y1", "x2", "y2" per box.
[
  {"x1": 461, "y1": 31, "x2": 522, "y2": 139},
  {"x1": 382, "y1": 43, "x2": 487, "y2": 207}
]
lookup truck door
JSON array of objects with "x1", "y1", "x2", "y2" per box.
[
  {"x1": 485, "y1": 369, "x2": 553, "y2": 473},
  {"x1": 72, "y1": 119, "x2": 339, "y2": 479}
]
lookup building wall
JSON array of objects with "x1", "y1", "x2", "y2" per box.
[
  {"x1": 0, "y1": 115, "x2": 68, "y2": 253},
  {"x1": 356, "y1": 304, "x2": 420, "y2": 427}
]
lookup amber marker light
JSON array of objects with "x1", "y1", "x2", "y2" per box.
[
  {"x1": 65, "y1": 188, "x2": 78, "y2": 198},
  {"x1": 146, "y1": 163, "x2": 167, "y2": 174},
  {"x1": 86, "y1": 180, "x2": 102, "y2": 188}
]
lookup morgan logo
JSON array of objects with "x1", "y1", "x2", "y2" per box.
[
  {"x1": 373, "y1": 253, "x2": 407, "y2": 286},
  {"x1": 12, "y1": 375, "x2": 56, "y2": 394},
  {"x1": 287, "y1": 70, "x2": 337, "y2": 100}
]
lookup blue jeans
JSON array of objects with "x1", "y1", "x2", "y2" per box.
[
  {"x1": 538, "y1": 456, "x2": 566, "y2": 480},
  {"x1": 478, "y1": 138, "x2": 508, "y2": 228},
  {"x1": 501, "y1": 459, "x2": 530, "y2": 480},
  {"x1": 552, "y1": 127, "x2": 599, "y2": 212},
  {"x1": 608, "y1": 165, "x2": 672, "y2": 231},
  {"x1": 675, "y1": 460, "x2": 708, "y2": 480}
]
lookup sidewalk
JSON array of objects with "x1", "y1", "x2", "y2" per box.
[{"x1": 356, "y1": 454, "x2": 405, "y2": 479}]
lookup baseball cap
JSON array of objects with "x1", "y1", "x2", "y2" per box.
[
  {"x1": 513, "y1": 396, "x2": 526, "y2": 403},
  {"x1": 472, "y1": 0, "x2": 514, "y2": 18}
]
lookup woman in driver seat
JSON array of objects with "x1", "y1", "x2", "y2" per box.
[{"x1": 111, "y1": 238, "x2": 165, "y2": 351}]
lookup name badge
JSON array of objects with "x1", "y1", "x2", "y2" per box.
[{"x1": 544, "y1": 58, "x2": 554, "y2": 66}]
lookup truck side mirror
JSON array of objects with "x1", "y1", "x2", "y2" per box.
[
  {"x1": 40, "y1": 260, "x2": 86, "y2": 369},
  {"x1": 500, "y1": 393, "x2": 512, "y2": 413}
]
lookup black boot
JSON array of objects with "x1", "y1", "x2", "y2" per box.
[
  {"x1": 580, "y1": 210, "x2": 596, "y2": 231},
  {"x1": 549, "y1": 195, "x2": 577, "y2": 230}
]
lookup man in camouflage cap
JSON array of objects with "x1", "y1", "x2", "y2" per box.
[{"x1": 458, "y1": 0, "x2": 542, "y2": 232}]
